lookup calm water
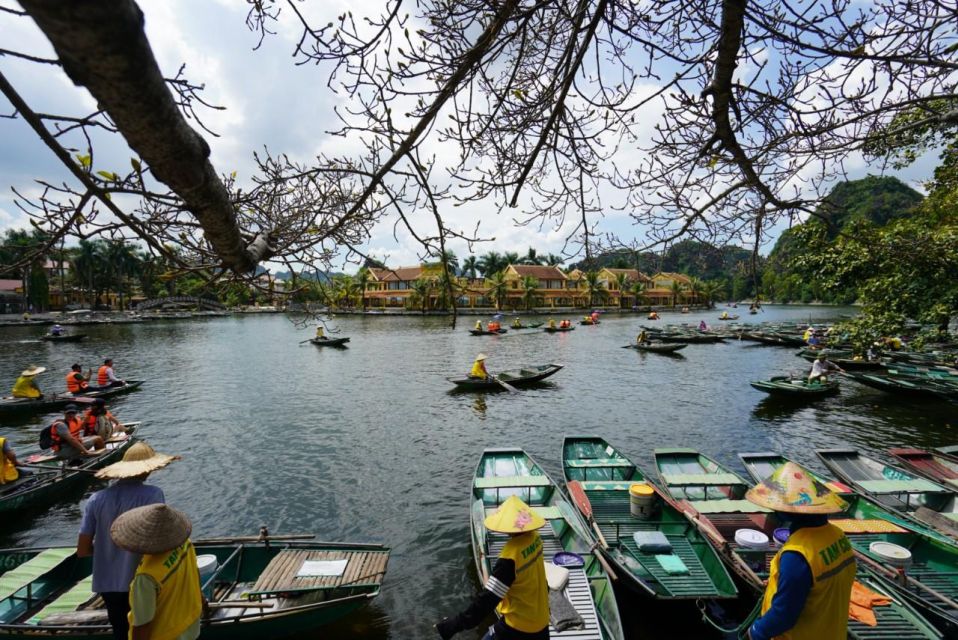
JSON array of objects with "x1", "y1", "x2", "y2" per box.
[{"x1": 1, "y1": 306, "x2": 954, "y2": 638}]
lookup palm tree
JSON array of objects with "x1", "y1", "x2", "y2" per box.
[
  {"x1": 521, "y1": 247, "x2": 543, "y2": 265},
  {"x1": 614, "y1": 273, "x2": 631, "y2": 309},
  {"x1": 478, "y1": 251, "x2": 503, "y2": 277},
  {"x1": 461, "y1": 255, "x2": 480, "y2": 280},
  {"x1": 669, "y1": 280, "x2": 685, "y2": 309},
  {"x1": 410, "y1": 278, "x2": 433, "y2": 313},
  {"x1": 520, "y1": 275, "x2": 539, "y2": 310},
  {"x1": 486, "y1": 272, "x2": 508, "y2": 311},
  {"x1": 71, "y1": 239, "x2": 106, "y2": 307},
  {"x1": 544, "y1": 253, "x2": 564, "y2": 267},
  {"x1": 355, "y1": 268, "x2": 371, "y2": 311},
  {"x1": 701, "y1": 280, "x2": 726, "y2": 309},
  {"x1": 686, "y1": 277, "x2": 703, "y2": 307},
  {"x1": 630, "y1": 280, "x2": 647, "y2": 308},
  {"x1": 435, "y1": 249, "x2": 460, "y2": 275},
  {"x1": 503, "y1": 251, "x2": 520, "y2": 268},
  {"x1": 105, "y1": 240, "x2": 142, "y2": 310},
  {"x1": 436, "y1": 270, "x2": 463, "y2": 311},
  {"x1": 583, "y1": 270, "x2": 606, "y2": 307}
]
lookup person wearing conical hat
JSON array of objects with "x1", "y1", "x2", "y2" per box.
[
  {"x1": 808, "y1": 353, "x2": 844, "y2": 385},
  {"x1": 436, "y1": 495, "x2": 549, "y2": 640},
  {"x1": 11, "y1": 365, "x2": 46, "y2": 399},
  {"x1": 78, "y1": 443, "x2": 176, "y2": 640},
  {"x1": 469, "y1": 353, "x2": 489, "y2": 380},
  {"x1": 746, "y1": 462, "x2": 856, "y2": 640},
  {"x1": 111, "y1": 504, "x2": 202, "y2": 640}
]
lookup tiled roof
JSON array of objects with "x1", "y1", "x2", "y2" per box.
[
  {"x1": 654, "y1": 272, "x2": 692, "y2": 283},
  {"x1": 508, "y1": 265, "x2": 568, "y2": 279},
  {"x1": 602, "y1": 268, "x2": 650, "y2": 282},
  {"x1": 369, "y1": 266, "x2": 424, "y2": 282},
  {"x1": 0, "y1": 279, "x2": 21, "y2": 291}
]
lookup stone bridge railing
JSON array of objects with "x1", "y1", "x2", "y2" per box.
[{"x1": 136, "y1": 296, "x2": 226, "y2": 311}]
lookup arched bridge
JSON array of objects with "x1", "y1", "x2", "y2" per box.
[{"x1": 136, "y1": 296, "x2": 226, "y2": 311}]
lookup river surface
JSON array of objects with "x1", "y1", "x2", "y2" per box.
[{"x1": 1, "y1": 306, "x2": 954, "y2": 638}]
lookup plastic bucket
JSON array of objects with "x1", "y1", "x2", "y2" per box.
[
  {"x1": 772, "y1": 528, "x2": 791, "y2": 546},
  {"x1": 196, "y1": 554, "x2": 219, "y2": 599},
  {"x1": 629, "y1": 483, "x2": 655, "y2": 519},
  {"x1": 869, "y1": 541, "x2": 912, "y2": 569},
  {"x1": 734, "y1": 529, "x2": 769, "y2": 550}
]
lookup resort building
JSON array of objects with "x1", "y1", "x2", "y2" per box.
[
  {"x1": 644, "y1": 272, "x2": 696, "y2": 307},
  {"x1": 501, "y1": 264, "x2": 571, "y2": 309},
  {"x1": 597, "y1": 268, "x2": 651, "y2": 308}
]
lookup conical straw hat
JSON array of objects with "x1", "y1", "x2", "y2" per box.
[
  {"x1": 111, "y1": 504, "x2": 191, "y2": 554},
  {"x1": 746, "y1": 461, "x2": 848, "y2": 514},
  {"x1": 484, "y1": 495, "x2": 546, "y2": 534},
  {"x1": 21, "y1": 365, "x2": 46, "y2": 376},
  {"x1": 95, "y1": 442, "x2": 178, "y2": 479},
  {"x1": 475, "y1": 353, "x2": 488, "y2": 361}
]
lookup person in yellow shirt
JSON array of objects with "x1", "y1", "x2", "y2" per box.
[
  {"x1": 469, "y1": 353, "x2": 489, "y2": 380},
  {"x1": 111, "y1": 504, "x2": 202, "y2": 640},
  {"x1": 475, "y1": 320, "x2": 483, "y2": 331},
  {"x1": 315, "y1": 326, "x2": 325, "y2": 340},
  {"x1": 1, "y1": 436, "x2": 23, "y2": 485},
  {"x1": 12, "y1": 365, "x2": 46, "y2": 399},
  {"x1": 436, "y1": 495, "x2": 548, "y2": 639},
  {"x1": 512, "y1": 317, "x2": 521, "y2": 329},
  {"x1": 746, "y1": 462, "x2": 855, "y2": 640},
  {"x1": 548, "y1": 318, "x2": 556, "y2": 329}
]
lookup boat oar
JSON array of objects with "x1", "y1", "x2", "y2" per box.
[
  {"x1": 17, "y1": 463, "x2": 98, "y2": 474},
  {"x1": 566, "y1": 480, "x2": 609, "y2": 549},
  {"x1": 491, "y1": 376, "x2": 518, "y2": 393},
  {"x1": 854, "y1": 550, "x2": 958, "y2": 610}
]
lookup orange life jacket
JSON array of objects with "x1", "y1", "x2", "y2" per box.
[
  {"x1": 49, "y1": 416, "x2": 84, "y2": 452},
  {"x1": 66, "y1": 372, "x2": 88, "y2": 393},
  {"x1": 83, "y1": 410, "x2": 112, "y2": 436},
  {"x1": 97, "y1": 365, "x2": 110, "y2": 386}
]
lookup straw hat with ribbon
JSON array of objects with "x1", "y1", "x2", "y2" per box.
[
  {"x1": 21, "y1": 365, "x2": 46, "y2": 376},
  {"x1": 95, "y1": 442, "x2": 178, "y2": 480},
  {"x1": 475, "y1": 353, "x2": 488, "y2": 361},
  {"x1": 746, "y1": 461, "x2": 848, "y2": 514},
  {"x1": 484, "y1": 495, "x2": 546, "y2": 534},
  {"x1": 111, "y1": 504, "x2": 192, "y2": 555}
]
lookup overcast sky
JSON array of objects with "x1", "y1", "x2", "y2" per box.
[{"x1": 0, "y1": 1, "x2": 940, "y2": 272}]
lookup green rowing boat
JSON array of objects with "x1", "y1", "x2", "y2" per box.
[
  {"x1": 0, "y1": 382, "x2": 144, "y2": 418},
  {"x1": 0, "y1": 426, "x2": 140, "y2": 514},
  {"x1": 561, "y1": 437, "x2": 737, "y2": 600},
  {"x1": 749, "y1": 376, "x2": 839, "y2": 397},
  {"x1": 310, "y1": 337, "x2": 350, "y2": 347},
  {"x1": 0, "y1": 536, "x2": 389, "y2": 639},
  {"x1": 448, "y1": 364, "x2": 563, "y2": 390},
  {"x1": 472, "y1": 448, "x2": 625, "y2": 640},
  {"x1": 544, "y1": 326, "x2": 575, "y2": 333}
]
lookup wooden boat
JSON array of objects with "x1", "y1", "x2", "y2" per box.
[
  {"x1": 717, "y1": 314, "x2": 739, "y2": 321},
  {"x1": 471, "y1": 448, "x2": 625, "y2": 639},
  {"x1": 543, "y1": 325, "x2": 575, "y2": 333},
  {"x1": 511, "y1": 322, "x2": 543, "y2": 329},
  {"x1": 448, "y1": 364, "x2": 563, "y2": 390},
  {"x1": 738, "y1": 452, "x2": 958, "y2": 636},
  {"x1": 846, "y1": 372, "x2": 955, "y2": 400},
  {"x1": 40, "y1": 334, "x2": 86, "y2": 343},
  {"x1": 580, "y1": 318, "x2": 599, "y2": 326},
  {"x1": 0, "y1": 381, "x2": 144, "y2": 417},
  {"x1": 561, "y1": 437, "x2": 737, "y2": 600},
  {"x1": 0, "y1": 536, "x2": 388, "y2": 639},
  {"x1": 468, "y1": 328, "x2": 507, "y2": 335},
  {"x1": 816, "y1": 449, "x2": 958, "y2": 537},
  {"x1": 749, "y1": 375, "x2": 839, "y2": 397},
  {"x1": 799, "y1": 353, "x2": 884, "y2": 371},
  {"x1": 309, "y1": 337, "x2": 350, "y2": 347},
  {"x1": 653, "y1": 447, "x2": 773, "y2": 592},
  {"x1": 743, "y1": 331, "x2": 806, "y2": 347},
  {"x1": 889, "y1": 448, "x2": 958, "y2": 490},
  {"x1": 0, "y1": 426, "x2": 140, "y2": 514},
  {"x1": 625, "y1": 343, "x2": 687, "y2": 354}
]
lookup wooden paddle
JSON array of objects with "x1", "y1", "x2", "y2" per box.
[
  {"x1": 556, "y1": 500, "x2": 617, "y2": 581},
  {"x1": 17, "y1": 462, "x2": 98, "y2": 474},
  {"x1": 492, "y1": 376, "x2": 518, "y2": 393},
  {"x1": 566, "y1": 480, "x2": 609, "y2": 549}
]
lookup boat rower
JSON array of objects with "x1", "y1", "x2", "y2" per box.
[
  {"x1": 548, "y1": 319, "x2": 556, "y2": 329},
  {"x1": 512, "y1": 318, "x2": 521, "y2": 329},
  {"x1": 97, "y1": 358, "x2": 126, "y2": 388},
  {"x1": 469, "y1": 353, "x2": 489, "y2": 380},
  {"x1": 49, "y1": 404, "x2": 105, "y2": 460},
  {"x1": 1, "y1": 436, "x2": 26, "y2": 484},
  {"x1": 12, "y1": 365, "x2": 46, "y2": 399},
  {"x1": 746, "y1": 462, "x2": 855, "y2": 640},
  {"x1": 50, "y1": 323, "x2": 64, "y2": 337},
  {"x1": 315, "y1": 326, "x2": 326, "y2": 340},
  {"x1": 436, "y1": 495, "x2": 549, "y2": 640},
  {"x1": 808, "y1": 354, "x2": 843, "y2": 384},
  {"x1": 475, "y1": 320, "x2": 483, "y2": 331},
  {"x1": 637, "y1": 330, "x2": 649, "y2": 345}
]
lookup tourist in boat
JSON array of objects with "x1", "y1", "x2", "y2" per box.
[
  {"x1": 548, "y1": 318, "x2": 556, "y2": 329},
  {"x1": 436, "y1": 495, "x2": 548, "y2": 640},
  {"x1": 808, "y1": 354, "x2": 844, "y2": 384},
  {"x1": 50, "y1": 404, "x2": 105, "y2": 460},
  {"x1": 647, "y1": 311, "x2": 659, "y2": 320},
  {"x1": 745, "y1": 462, "x2": 855, "y2": 640},
  {"x1": 66, "y1": 363, "x2": 101, "y2": 394},
  {"x1": 699, "y1": 320, "x2": 709, "y2": 331},
  {"x1": 111, "y1": 504, "x2": 203, "y2": 640},
  {"x1": 12, "y1": 365, "x2": 46, "y2": 398},
  {"x1": 79, "y1": 442, "x2": 175, "y2": 640},
  {"x1": 84, "y1": 398, "x2": 125, "y2": 440},
  {"x1": 1, "y1": 436, "x2": 24, "y2": 484},
  {"x1": 469, "y1": 353, "x2": 489, "y2": 380},
  {"x1": 681, "y1": 306, "x2": 689, "y2": 313},
  {"x1": 720, "y1": 310, "x2": 729, "y2": 320},
  {"x1": 97, "y1": 358, "x2": 126, "y2": 388},
  {"x1": 802, "y1": 326, "x2": 814, "y2": 342},
  {"x1": 512, "y1": 317, "x2": 521, "y2": 329},
  {"x1": 50, "y1": 323, "x2": 64, "y2": 336},
  {"x1": 591, "y1": 311, "x2": 600, "y2": 324}
]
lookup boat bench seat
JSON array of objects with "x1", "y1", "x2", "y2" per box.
[
  {"x1": 28, "y1": 576, "x2": 94, "y2": 624},
  {"x1": 475, "y1": 476, "x2": 551, "y2": 489},
  {"x1": 565, "y1": 459, "x2": 632, "y2": 468},
  {"x1": 487, "y1": 506, "x2": 563, "y2": 520},
  {"x1": 831, "y1": 519, "x2": 908, "y2": 534},
  {"x1": 579, "y1": 481, "x2": 634, "y2": 490},
  {"x1": 858, "y1": 479, "x2": 943, "y2": 493},
  {"x1": 0, "y1": 548, "x2": 75, "y2": 601},
  {"x1": 695, "y1": 500, "x2": 770, "y2": 514},
  {"x1": 246, "y1": 549, "x2": 389, "y2": 596},
  {"x1": 661, "y1": 473, "x2": 742, "y2": 486}
]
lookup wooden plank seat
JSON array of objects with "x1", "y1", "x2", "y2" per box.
[
  {"x1": 246, "y1": 549, "x2": 388, "y2": 597},
  {"x1": 579, "y1": 481, "x2": 634, "y2": 491},
  {"x1": 857, "y1": 479, "x2": 943, "y2": 493},
  {"x1": 485, "y1": 506, "x2": 562, "y2": 520},
  {"x1": 0, "y1": 548, "x2": 75, "y2": 601},
  {"x1": 831, "y1": 519, "x2": 908, "y2": 534},
  {"x1": 564, "y1": 460, "x2": 634, "y2": 469},
  {"x1": 28, "y1": 576, "x2": 94, "y2": 624},
  {"x1": 661, "y1": 473, "x2": 743, "y2": 486},
  {"x1": 474, "y1": 476, "x2": 551, "y2": 489},
  {"x1": 694, "y1": 499, "x2": 770, "y2": 514}
]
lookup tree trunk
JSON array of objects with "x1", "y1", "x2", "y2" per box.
[{"x1": 21, "y1": 0, "x2": 268, "y2": 273}]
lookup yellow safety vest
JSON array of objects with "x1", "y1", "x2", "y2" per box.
[
  {"x1": 761, "y1": 524, "x2": 856, "y2": 640},
  {"x1": 470, "y1": 360, "x2": 488, "y2": 379},
  {"x1": 0, "y1": 437, "x2": 18, "y2": 484},
  {"x1": 11, "y1": 376, "x2": 40, "y2": 399},
  {"x1": 128, "y1": 540, "x2": 202, "y2": 640},
  {"x1": 496, "y1": 531, "x2": 549, "y2": 633}
]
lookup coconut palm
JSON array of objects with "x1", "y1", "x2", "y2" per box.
[
  {"x1": 104, "y1": 240, "x2": 142, "y2": 310},
  {"x1": 435, "y1": 270, "x2": 464, "y2": 310},
  {"x1": 614, "y1": 273, "x2": 631, "y2": 309},
  {"x1": 630, "y1": 280, "x2": 647, "y2": 308},
  {"x1": 486, "y1": 272, "x2": 508, "y2": 311},
  {"x1": 503, "y1": 251, "x2": 520, "y2": 268},
  {"x1": 435, "y1": 249, "x2": 460, "y2": 275},
  {"x1": 355, "y1": 268, "x2": 371, "y2": 311},
  {"x1": 669, "y1": 280, "x2": 685, "y2": 309},
  {"x1": 686, "y1": 277, "x2": 704, "y2": 307},
  {"x1": 520, "y1": 275, "x2": 539, "y2": 310},
  {"x1": 521, "y1": 247, "x2": 543, "y2": 265},
  {"x1": 583, "y1": 270, "x2": 607, "y2": 307},
  {"x1": 410, "y1": 277, "x2": 433, "y2": 313},
  {"x1": 478, "y1": 251, "x2": 504, "y2": 277},
  {"x1": 701, "y1": 280, "x2": 726, "y2": 308},
  {"x1": 544, "y1": 253, "x2": 564, "y2": 267},
  {"x1": 461, "y1": 255, "x2": 480, "y2": 280}
]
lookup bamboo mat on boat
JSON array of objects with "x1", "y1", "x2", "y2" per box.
[{"x1": 249, "y1": 549, "x2": 388, "y2": 595}]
